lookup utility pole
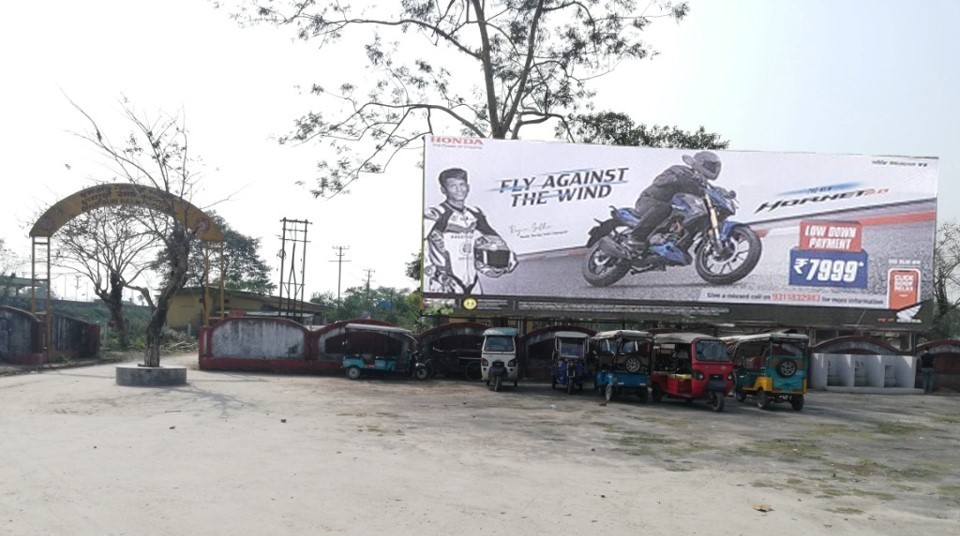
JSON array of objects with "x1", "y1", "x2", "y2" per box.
[
  {"x1": 330, "y1": 246, "x2": 350, "y2": 317},
  {"x1": 363, "y1": 268, "x2": 375, "y2": 313}
]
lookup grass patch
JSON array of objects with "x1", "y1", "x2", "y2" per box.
[
  {"x1": 634, "y1": 415, "x2": 693, "y2": 427},
  {"x1": 663, "y1": 440, "x2": 718, "y2": 458},
  {"x1": 829, "y1": 459, "x2": 888, "y2": 477},
  {"x1": 850, "y1": 489, "x2": 896, "y2": 501},
  {"x1": 872, "y1": 421, "x2": 930, "y2": 435},
  {"x1": 827, "y1": 507, "x2": 864, "y2": 515},
  {"x1": 805, "y1": 422, "x2": 875, "y2": 439},
  {"x1": 887, "y1": 467, "x2": 936, "y2": 480},
  {"x1": 938, "y1": 485, "x2": 960, "y2": 503},
  {"x1": 935, "y1": 414, "x2": 960, "y2": 424},
  {"x1": 741, "y1": 438, "x2": 822, "y2": 461},
  {"x1": 618, "y1": 432, "x2": 678, "y2": 447},
  {"x1": 665, "y1": 465, "x2": 692, "y2": 472},
  {"x1": 614, "y1": 432, "x2": 675, "y2": 457}
]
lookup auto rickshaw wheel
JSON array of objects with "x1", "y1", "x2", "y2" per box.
[
  {"x1": 651, "y1": 384, "x2": 663, "y2": 403},
  {"x1": 790, "y1": 395, "x2": 805, "y2": 411},
  {"x1": 567, "y1": 379, "x2": 574, "y2": 395},
  {"x1": 709, "y1": 390, "x2": 725, "y2": 412},
  {"x1": 605, "y1": 383, "x2": 615, "y2": 402},
  {"x1": 551, "y1": 378, "x2": 556, "y2": 390},
  {"x1": 778, "y1": 359, "x2": 798, "y2": 378},
  {"x1": 624, "y1": 357, "x2": 642, "y2": 373},
  {"x1": 346, "y1": 366, "x2": 362, "y2": 380},
  {"x1": 637, "y1": 388, "x2": 649, "y2": 403},
  {"x1": 756, "y1": 388, "x2": 771, "y2": 410},
  {"x1": 734, "y1": 388, "x2": 747, "y2": 402},
  {"x1": 493, "y1": 375, "x2": 502, "y2": 392}
]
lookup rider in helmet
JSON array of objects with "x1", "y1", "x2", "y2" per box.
[
  {"x1": 629, "y1": 151, "x2": 723, "y2": 248},
  {"x1": 424, "y1": 167, "x2": 518, "y2": 294}
]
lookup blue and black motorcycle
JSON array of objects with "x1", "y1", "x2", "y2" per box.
[{"x1": 582, "y1": 181, "x2": 762, "y2": 287}]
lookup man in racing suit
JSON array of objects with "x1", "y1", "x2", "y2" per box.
[
  {"x1": 630, "y1": 151, "x2": 723, "y2": 246},
  {"x1": 424, "y1": 168, "x2": 517, "y2": 294}
]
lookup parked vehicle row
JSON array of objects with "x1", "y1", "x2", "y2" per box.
[{"x1": 339, "y1": 323, "x2": 809, "y2": 412}]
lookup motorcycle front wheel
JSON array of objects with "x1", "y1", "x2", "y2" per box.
[
  {"x1": 582, "y1": 242, "x2": 630, "y2": 287},
  {"x1": 695, "y1": 225, "x2": 762, "y2": 285}
]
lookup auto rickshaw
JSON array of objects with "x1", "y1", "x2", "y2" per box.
[
  {"x1": 724, "y1": 332, "x2": 809, "y2": 410},
  {"x1": 340, "y1": 323, "x2": 419, "y2": 380},
  {"x1": 550, "y1": 331, "x2": 590, "y2": 394},
  {"x1": 590, "y1": 330, "x2": 653, "y2": 403},
  {"x1": 480, "y1": 327, "x2": 520, "y2": 391},
  {"x1": 650, "y1": 332, "x2": 734, "y2": 412}
]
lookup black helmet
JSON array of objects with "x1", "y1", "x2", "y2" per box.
[{"x1": 682, "y1": 151, "x2": 722, "y2": 181}]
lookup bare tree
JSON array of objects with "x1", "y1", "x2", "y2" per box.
[
  {"x1": 0, "y1": 238, "x2": 23, "y2": 307},
  {"x1": 55, "y1": 205, "x2": 161, "y2": 348},
  {"x1": 71, "y1": 101, "x2": 203, "y2": 367},
  {"x1": 933, "y1": 220, "x2": 960, "y2": 337},
  {"x1": 227, "y1": 0, "x2": 689, "y2": 197}
]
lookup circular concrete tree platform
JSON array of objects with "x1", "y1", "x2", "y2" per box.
[{"x1": 116, "y1": 364, "x2": 187, "y2": 386}]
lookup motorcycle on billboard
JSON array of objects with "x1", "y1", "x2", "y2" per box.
[{"x1": 582, "y1": 179, "x2": 762, "y2": 286}]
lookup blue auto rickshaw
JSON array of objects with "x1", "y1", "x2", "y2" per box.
[
  {"x1": 550, "y1": 331, "x2": 590, "y2": 394},
  {"x1": 590, "y1": 330, "x2": 654, "y2": 403}
]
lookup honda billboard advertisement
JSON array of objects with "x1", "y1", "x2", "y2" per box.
[{"x1": 421, "y1": 137, "x2": 938, "y2": 329}]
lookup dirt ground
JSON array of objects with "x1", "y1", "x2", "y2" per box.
[{"x1": 1, "y1": 354, "x2": 958, "y2": 535}]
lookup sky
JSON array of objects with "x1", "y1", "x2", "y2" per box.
[{"x1": 1, "y1": 0, "x2": 958, "y2": 301}]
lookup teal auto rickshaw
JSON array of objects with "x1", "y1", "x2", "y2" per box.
[
  {"x1": 724, "y1": 332, "x2": 809, "y2": 410},
  {"x1": 341, "y1": 323, "x2": 419, "y2": 380},
  {"x1": 590, "y1": 330, "x2": 654, "y2": 403}
]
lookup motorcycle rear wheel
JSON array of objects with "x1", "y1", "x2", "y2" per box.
[
  {"x1": 582, "y1": 242, "x2": 630, "y2": 287},
  {"x1": 695, "y1": 225, "x2": 762, "y2": 285}
]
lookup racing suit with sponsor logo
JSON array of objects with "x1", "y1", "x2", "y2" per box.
[{"x1": 424, "y1": 202, "x2": 512, "y2": 294}]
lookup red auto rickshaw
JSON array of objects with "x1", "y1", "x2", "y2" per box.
[{"x1": 649, "y1": 332, "x2": 734, "y2": 412}]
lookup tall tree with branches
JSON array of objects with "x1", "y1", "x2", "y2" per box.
[
  {"x1": 228, "y1": 0, "x2": 689, "y2": 197},
  {"x1": 562, "y1": 111, "x2": 729, "y2": 150},
  {"x1": 185, "y1": 213, "x2": 274, "y2": 295},
  {"x1": 56, "y1": 205, "x2": 162, "y2": 348},
  {"x1": 933, "y1": 220, "x2": 960, "y2": 338},
  {"x1": 71, "y1": 101, "x2": 205, "y2": 367}
]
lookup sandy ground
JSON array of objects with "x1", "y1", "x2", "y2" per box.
[{"x1": 1, "y1": 354, "x2": 958, "y2": 536}]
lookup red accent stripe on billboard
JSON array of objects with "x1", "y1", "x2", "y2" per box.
[{"x1": 856, "y1": 211, "x2": 937, "y2": 226}]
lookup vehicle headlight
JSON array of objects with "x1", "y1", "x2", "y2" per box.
[
  {"x1": 692, "y1": 369, "x2": 705, "y2": 380},
  {"x1": 481, "y1": 359, "x2": 489, "y2": 367},
  {"x1": 508, "y1": 359, "x2": 518, "y2": 367}
]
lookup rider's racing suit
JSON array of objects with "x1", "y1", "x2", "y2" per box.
[
  {"x1": 631, "y1": 164, "x2": 706, "y2": 243},
  {"x1": 424, "y1": 202, "x2": 513, "y2": 294}
]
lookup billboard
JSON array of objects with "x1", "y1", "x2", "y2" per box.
[{"x1": 421, "y1": 136, "x2": 938, "y2": 329}]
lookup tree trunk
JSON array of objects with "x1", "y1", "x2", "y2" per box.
[
  {"x1": 142, "y1": 225, "x2": 192, "y2": 367},
  {"x1": 107, "y1": 304, "x2": 129, "y2": 349}
]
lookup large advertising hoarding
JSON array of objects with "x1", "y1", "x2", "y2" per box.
[{"x1": 421, "y1": 136, "x2": 938, "y2": 329}]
